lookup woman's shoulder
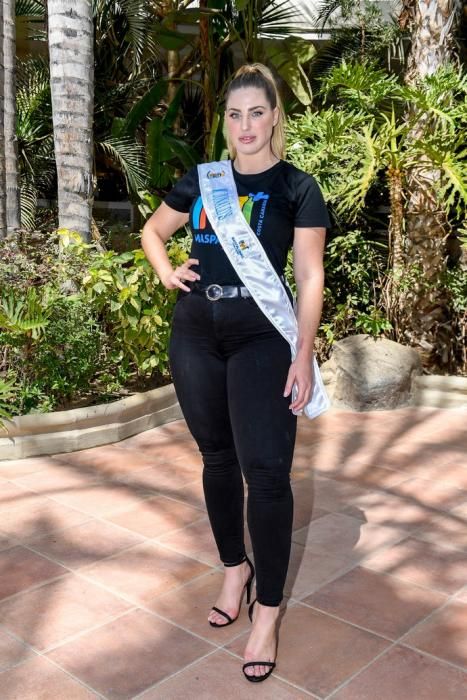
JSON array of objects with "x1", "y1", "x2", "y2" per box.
[{"x1": 281, "y1": 160, "x2": 319, "y2": 186}]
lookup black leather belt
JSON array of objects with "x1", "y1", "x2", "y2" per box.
[{"x1": 190, "y1": 282, "x2": 252, "y2": 301}]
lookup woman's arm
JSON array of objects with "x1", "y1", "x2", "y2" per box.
[
  {"x1": 283, "y1": 226, "x2": 326, "y2": 412},
  {"x1": 141, "y1": 202, "x2": 200, "y2": 291}
]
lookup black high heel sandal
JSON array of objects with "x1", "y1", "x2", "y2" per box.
[
  {"x1": 242, "y1": 599, "x2": 277, "y2": 683},
  {"x1": 209, "y1": 554, "x2": 255, "y2": 627}
]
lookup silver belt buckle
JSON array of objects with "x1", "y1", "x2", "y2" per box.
[{"x1": 205, "y1": 284, "x2": 223, "y2": 301}]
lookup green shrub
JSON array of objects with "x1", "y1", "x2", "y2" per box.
[{"x1": 0, "y1": 228, "x2": 190, "y2": 416}]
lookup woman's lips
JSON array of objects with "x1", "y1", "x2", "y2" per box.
[{"x1": 239, "y1": 136, "x2": 256, "y2": 143}]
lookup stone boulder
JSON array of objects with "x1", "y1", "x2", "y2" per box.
[{"x1": 321, "y1": 334, "x2": 422, "y2": 411}]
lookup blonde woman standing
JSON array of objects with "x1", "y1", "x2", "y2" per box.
[{"x1": 142, "y1": 63, "x2": 330, "y2": 682}]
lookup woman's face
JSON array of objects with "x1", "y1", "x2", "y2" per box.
[{"x1": 225, "y1": 86, "x2": 278, "y2": 157}]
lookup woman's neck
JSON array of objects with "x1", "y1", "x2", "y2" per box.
[{"x1": 233, "y1": 151, "x2": 280, "y2": 175}]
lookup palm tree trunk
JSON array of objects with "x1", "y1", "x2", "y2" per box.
[
  {"x1": 400, "y1": 0, "x2": 463, "y2": 368},
  {"x1": 4, "y1": 0, "x2": 20, "y2": 233},
  {"x1": 405, "y1": 0, "x2": 462, "y2": 83},
  {"x1": 0, "y1": 0, "x2": 7, "y2": 239},
  {"x1": 199, "y1": 0, "x2": 213, "y2": 158},
  {"x1": 47, "y1": 1, "x2": 94, "y2": 242}
]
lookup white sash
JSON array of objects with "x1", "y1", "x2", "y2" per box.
[{"x1": 197, "y1": 159, "x2": 330, "y2": 420}]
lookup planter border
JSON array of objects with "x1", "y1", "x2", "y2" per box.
[
  {"x1": 412, "y1": 374, "x2": 467, "y2": 410},
  {"x1": 0, "y1": 383, "x2": 182, "y2": 461},
  {"x1": 1, "y1": 374, "x2": 465, "y2": 462}
]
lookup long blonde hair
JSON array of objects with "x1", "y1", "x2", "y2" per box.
[{"x1": 225, "y1": 63, "x2": 286, "y2": 161}]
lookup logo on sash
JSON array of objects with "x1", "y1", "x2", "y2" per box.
[
  {"x1": 212, "y1": 188, "x2": 232, "y2": 220},
  {"x1": 207, "y1": 169, "x2": 225, "y2": 179}
]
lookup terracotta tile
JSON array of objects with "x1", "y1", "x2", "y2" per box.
[
  {"x1": 413, "y1": 510, "x2": 467, "y2": 553},
  {"x1": 117, "y1": 420, "x2": 193, "y2": 449},
  {"x1": 0, "y1": 573, "x2": 132, "y2": 651},
  {"x1": 156, "y1": 517, "x2": 224, "y2": 566},
  {"x1": 284, "y1": 542, "x2": 354, "y2": 600},
  {"x1": 391, "y1": 477, "x2": 466, "y2": 512},
  {"x1": 298, "y1": 476, "x2": 367, "y2": 514},
  {"x1": 52, "y1": 444, "x2": 156, "y2": 478},
  {"x1": 27, "y1": 519, "x2": 144, "y2": 569},
  {"x1": 363, "y1": 536, "x2": 467, "y2": 594},
  {"x1": 226, "y1": 602, "x2": 389, "y2": 697},
  {"x1": 332, "y1": 465, "x2": 411, "y2": 489},
  {"x1": 139, "y1": 649, "x2": 312, "y2": 699},
  {"x1": 381, "y1": 439, "x2": 466, "y2": 472},
  {"x1": 341, "y1": 489, "x2": 433, "y2": 531},
  {"x1": 0, "y1": 456, "x2": 59, "y2": 479},
  {"x1": 46, "y1": 482, "x2": 154, "y2": 517},
  {"x1": 0, "y1": 546, "x2": 68, "y2": 601},
  {"x1": 0, "y1": 654, "x2": 99, "y2": 699},
  {"x1": 80, "y1": 541, "x2": 210, "y2": 604},
  {"x1": 123, "y1": 439, "x2": 200, "y2": 464},
  {"x1": 105, "y1": 494, "x2": 205, "y2": 538},
  {"x1": 147, "y1": 570, "x2": 253, "y2": 644},
  {"x1": 0, "y1": 533, "x2": 17, "y2": 552},
  {"x1": 0, "y1": 628, "x2": 35, "y2": 672},
  {"x1": 115, "y1": 460, "x2": 201, "y2": 493},
  {"x1": 0, "y1": 482, "x2": 44, "y2": 513},
  {"x1": 293, "y1": 431, "x2": 406, "y2": 478},
  {"x1": 0, "y1": 499, "x2": 90, "y2": 542},
  {"x1": 402, "y1": 600, "x2": 467, "y2": 667},
  {"x1": 47, "y1": 608, "x2": 212, "y2": 700},
  {"x1": 303, "y1": 567, "x2": 446, "y2": 639},
  {"x1": 406, "y1": 463, "x2": 467, "y2": 490},
  {"x1": 168, "y1": 477, "x2": 207, "y2": 511},
  {"x1": 332, "y1": 645, "x2": 467, "y2": 700},
  {"x1": 290, "y1": 450, "x2": 317, "y2": 480},
  {"x1": 291, "y1": 479, "x2": 329, "y2": 530},
  {"x1": 292, "y1": 512, "x2": 408, "y2": 563},
  {"x1": 10, "y1": 462, "x2": 103, "y2": 495}
]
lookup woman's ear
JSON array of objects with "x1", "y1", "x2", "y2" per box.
[{"x1": 273, "y1": 106, "x2": 279, "y2": 127}]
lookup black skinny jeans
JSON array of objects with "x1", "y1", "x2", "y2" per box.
[{"x1": 169, "y1": 290, "x2": 297, "y2": 606}]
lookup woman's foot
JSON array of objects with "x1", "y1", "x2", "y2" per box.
[
  {"x1": 208, "y1": 558, "x2": 253, "y2": 626},
  {"x1": 243, "y1": 600, "x2": 279, "y2": 680}
]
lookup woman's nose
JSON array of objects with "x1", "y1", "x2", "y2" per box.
[{"x1": 241, "y1": 115, "x2": 250, "y2": 130}]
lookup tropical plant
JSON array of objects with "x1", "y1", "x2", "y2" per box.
[
  {"x1": 0, "y1": 378, "x2": 15, "y2": 427},
  {"x1": 15, "y1": 57, "x2": 55, "y2": 230},
  {"x1": 287, "y1": 60, "x2": 467, "y2": 367},
  {"x1": 311, "y1": 0, "x2": 404, "y2": 79},
  {"x1": 397, "y1": 0, "x2": 465, "y2": 367}
]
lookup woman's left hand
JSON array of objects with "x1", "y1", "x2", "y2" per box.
[{"x1": 283, "y1": 354, "x2": 314, "y2": 412}]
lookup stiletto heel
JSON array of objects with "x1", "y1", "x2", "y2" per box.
[
  {"x1": 242, "y1": 599, "x2": 277, "y2": 683},
  {"x1": 209, "y1": 554, "x2": 255, "y2": 627}
]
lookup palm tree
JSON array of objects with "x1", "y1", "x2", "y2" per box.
[
  {"x1": 4, "y1": 0, "x2": 20, "y2": 233},
  {"x1": 399, "y1": 0, "x2": 464, "y2": 367},
  {"x1": 0, "y1": 0, "x2": 6, "y2": 239},
  {"x1": 47, "y1": 0, "x2": 94, "y2": 241},
  {"x1": 287, "y1": 60, "x2": 466, "y2": 350}
]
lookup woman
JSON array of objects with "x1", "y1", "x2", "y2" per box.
[{"x1": 141, "y1": 63, "x2": 330, "y2": 682}]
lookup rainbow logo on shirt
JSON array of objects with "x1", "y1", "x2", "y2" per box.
[{"x1": 192, "y1": 192, "x2": 269, "y2": 232}]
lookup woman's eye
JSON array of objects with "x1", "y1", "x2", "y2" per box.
[
  {"x1": 229, "y1": 113, "x2": 240, "y2": 119},
  {"x1": 252, "y1": 111, "x2": 263, "y2": 117}
]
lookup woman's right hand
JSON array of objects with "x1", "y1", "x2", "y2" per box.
[{"x1": 162, "y1": 258, "x2": 200, "y2": 292}]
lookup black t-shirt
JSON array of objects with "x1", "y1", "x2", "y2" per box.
[{"x1": 163, "y1": 159, "x2": 331, "y2": 286}]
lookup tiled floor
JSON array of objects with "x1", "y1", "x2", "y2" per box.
[{"x1": 0, "y1": 407, "x2": 466, "y2": 699}]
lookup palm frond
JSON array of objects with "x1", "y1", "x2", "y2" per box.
[
  {"x1": 258, "y1": 0, "x2": 317, "y2": 37},
  {"x1": 19, "y1": 184, "x2": 38, "y2": 231},
  {"x1": 15, "y1": 0, "x2": 45, "y2": 16},
  {"x1": 96, "y1": 137, "x2": 148, "y2": 194}
]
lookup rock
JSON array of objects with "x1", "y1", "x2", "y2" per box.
[{"x1": 321, "y1": 334, "x2": 422, "y2": 411}]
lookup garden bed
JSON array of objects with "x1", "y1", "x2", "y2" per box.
[{"x1": 0, "y1": 383, "x2": 182, "y2": 460}]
